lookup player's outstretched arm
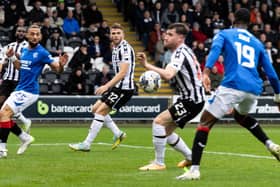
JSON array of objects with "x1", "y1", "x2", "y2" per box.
[
  {"x1": 50, "y1": 53, "x2": 68, "y2": 73},
  {"x1": 136, "y1": 52, "x2": 176, "y2": 80}
]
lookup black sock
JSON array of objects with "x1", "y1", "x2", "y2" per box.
[
  {"x1": 0, "y1": 128, "x2": 10, "y2": 143},
  {"x1": 246, "y1": 123, "x2": 269, "y2": 144},
  {"x1": 192, "y1": 130, "x2": 209, "y2": 165},
  {"x1": 10, "y1": 123, "x2": 22, "y2": 136},
  {"x1": 239, "y1": 116, "x2": 268, "y2": 144}
]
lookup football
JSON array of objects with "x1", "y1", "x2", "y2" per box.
[{"x1": 139, "y1": 70, "x2": 161, "y2": 93}]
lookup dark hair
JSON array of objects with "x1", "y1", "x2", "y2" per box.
[
  {"x1": 167, "y1": 23, "x2": 188, "y2": 36},
  {"x1": 234, "y1": 8, "x2": 250, "y2": 24}
]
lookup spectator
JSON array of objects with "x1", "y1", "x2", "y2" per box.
[
  {"x1": 88, "y1": 35, "x2": 106, "y2": 60},
  {"x1": 68, "y1": 44, "x2": 91, "y2": 71},
  {"x1": 57, "y1": 1, "x2": 68, "y2": 19},
  {"x1": 151, "y1": 1, "x2": 163, "y2": 25},
  {"x1": 192, "y1": 22, "x2": 207, "y2": 43},
  {"x1": 67, "y1": 67, "x2": 87, "y2": 95},
  {"x1": 193, "y1": 2, "x2": 206, "y2": 25},
  {"x1": 263, "y1": 23, "x2": 277, "y2": 46},
  {"x1": 84, "y1": 23, "x2": 99, "y2": 44},
  {"x1": 259, "y1": 2, "x2": 272, "y2": 25},
  {"x1": 84, "y1": 3, "x2": 103, "y2": 27},
  {"x1": 148, "y1": 23, "x2": 162, "y2": 58},
  {"x1": 62, "y1": 9, "x2": 80, "y2": 38},
  {"x1": 178, "y1": 2, "x2": 193, "y2": 25},
  {"x1": 0, "y1": 3, "x2": 4, "y2": 27},
  {"x1": 41, "y1": 17, "x2": 53, "y2": 46},
  {"x1": 214, "y1": 55, "x2": 224, "y2": 76},
  {"x1": 141, "y1": 10, "x2": 155, "y2": 50},
  {"x1": 212, "y1": 11, "x2": 225, "y2": 34},
  {"x1": 209, "y1": 66, "x2": 223, "y2": 91},
  {"x1": 52, "y1": 10, "x2": 64, "y2": 28},
  {"x1": 127, "y1": 0, "x2": 138, "y2": 31},
  {"x1": 73, "y1": 2, "x2": 85, "y2": 27},
  {"x1": 201, "y1": 17, "x2": 214, "y2": 38},
  {"x1": 102, "y1": 42, "x2": 113, "y2": 69},
  {"x1": 98, "y1": 20, "x2": 111, "y2": 49},
  {"x1": 4, "y1": 1, "x2": 20, "y2": 28},
  {"x1": 94, "y1": 65, "x2": 114, "y2": 92},
  {"x1": 154, "y1": 31, "x2": 165, "y2": 67},
  {"x1": 46, "y1": 28, "x2": 64, "y2": 57},
  {"x1": 28, "y1": 0, "x2": 45, "y2": 24},
  {"x1": 161, "y1": 2, "x2": 179, "y2": 29},
  {"x1": 224, "y1": 11, "x2": 235, "y2": 28},
  {"x1": 135, "y1": 0, "x2": 146, "y2": 39},
  {"x1": 194, "y1": 42, "x2": 207, "y2": 68}
]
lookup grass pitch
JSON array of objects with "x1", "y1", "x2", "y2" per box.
[{"x1": 0, "y1": 124, "x2": 280, "y2": 187}]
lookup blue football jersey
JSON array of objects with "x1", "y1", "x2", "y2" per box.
[
  {"x1": 206, "y1": 28, "x2": 280, "y2": 95},
  {"x1": 16, "y1": 44, "x2": 54, "y2": 94}
]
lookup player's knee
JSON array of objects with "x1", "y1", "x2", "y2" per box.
[{"x1": 152, "y1": 122, "x2": 166, "y2": 137}]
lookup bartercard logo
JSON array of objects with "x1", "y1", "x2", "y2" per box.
[{"x1": 37, "y1": 100, "x2": 49, "y2": 115}]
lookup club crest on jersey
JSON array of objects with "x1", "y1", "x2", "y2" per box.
[{"x1": 33, "y1": 52, "x2": 38, "y2": 58}]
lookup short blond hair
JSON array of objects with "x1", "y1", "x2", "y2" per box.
[{"x1": 111, "y1": 23, "x2": 123, "y2": 30}]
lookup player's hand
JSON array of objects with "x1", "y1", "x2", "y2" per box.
[
  {"x1": 95, "y1": 85, "x2": 109, "y2": 95},
  {"x1": 136, "y1": 52, "x2": 148, "y2": 68},
  {"x1": 59, "y1": 53, "x2": 69, "y2": 66},
  {"x1": 6, "y1": 48, "x2": 14, "y2": 57},
  {"x1": 202, "y1": 74, "x2": 211, "y2": 92}
]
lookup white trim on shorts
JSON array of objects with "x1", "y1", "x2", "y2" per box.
[
  {"x1": 3, "y1": 90, "x2": 39, "y2": 115},
  {"x1": 206, "y1": 86, "x2": 258, "y2": 119}
]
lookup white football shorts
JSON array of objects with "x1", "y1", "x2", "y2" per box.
[
  {"x1": 3, "y1": 90, "x2": 39, "y2": 115},
  {"x1": 206, "y1": 86, "x2": 257, "y2": 119}
]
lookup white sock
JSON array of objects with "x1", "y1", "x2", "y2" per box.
[
  {"x1": 265, "y1": 139, "x2": 276, "y2": 149},
  {"x1": 167, "y1": 132, "x2": 192, "y2": 161},
  {"x1": 190, "y1": 165, "x2": 200, "y2": 172},
  {"x1": 152, "y1": 122, "x2": 167, "y2": 165},
  {"x1": 0, "y1": 143, "x2": 6, "y2": 150},
  {"x1": 84, "y1": 114, "x2": 104, "y2": 145},
  {"x1": 19, "y1": 131, "x2": 31, "y2": 142},
  {"x1": 14, "y1": 113, "x2": 30, "y2": 125},
  {"x1": 104, "y1": 115, "x2": 121, "y2": 137}
]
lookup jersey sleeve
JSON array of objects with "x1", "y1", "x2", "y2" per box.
[
  {"x1": 259, "y1": 48, "x2": 280, "y2": 94},
  {"x1": 205, "y1": 32, "x2": 224, "y2": 69},
  {"x1": 42, "y1": 49, "x2": 54, "y2": 64},
  {"x1": 0, "y1": 45, "x2": 8, "y2": 64},
  {"x1": 168, "y1": 51, "x2": 184, "y2": 72}
]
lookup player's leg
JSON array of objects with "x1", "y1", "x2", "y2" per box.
[
  {"x1": 177, "y1": 87, "x2": 233, "y2": 180},
  {"x1": 106, "y1": 89, "x2": 133, "y2": 150},
  {"x1": 103, "y1": 114, "x2": 126, "y2": 150},
  {"x1": 234, "y1": 95, "x2": 280, "y2": 161},
  {"x1": 5, "y1": 91, "x2": 38, "y2": 155},
  {"x1": 168, "y1": 100, "x2": 204, "y2": 168},
  {"x1": 14, "y1": 113, "x2": 32, "y2": 133},
  {"x1": 139, "y1": 110, "x2": 174, "y2": 171},
  {"x1": 167, "y1": 132, "x2": 192, "y2": 168},
  {"x1": 69, "y1": 100, "x2": 107, "y2": 151}
]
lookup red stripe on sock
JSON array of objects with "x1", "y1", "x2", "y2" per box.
[
  {"x1": 197, "y1": 125, "x2": 210, "y2": 133},
  {"x1": 0, "y1": 121, "x2": 12, "y2": 128},
  {"x1": 11, "y1": 120, "x2": 16, "y2": 127}
]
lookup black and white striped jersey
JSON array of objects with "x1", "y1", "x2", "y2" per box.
[
  {"x1": 168, "y1": 43, "x2": 205, "y2": 103},
  {"x1": 0, "y1": 40, "x2": 28, "y2": 81},
  {"x1": 112, "y1": 40, "x2": 135, "y2": 90}
]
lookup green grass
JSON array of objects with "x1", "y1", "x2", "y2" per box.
[{"x1": 1, "y1": 124, "x2": 280, "y2": 187}]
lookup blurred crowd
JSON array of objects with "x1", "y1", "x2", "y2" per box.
[
  {"x1": 117, "y1": 0, "x2": 279, "y2": 93},
  {"x1": 0, "y1": 0, "x2": 279, "y2": 95}
]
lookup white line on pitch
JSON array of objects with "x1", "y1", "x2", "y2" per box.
[{"x1": 17, "y1": 142, "x2": 275, "y2": 160}]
